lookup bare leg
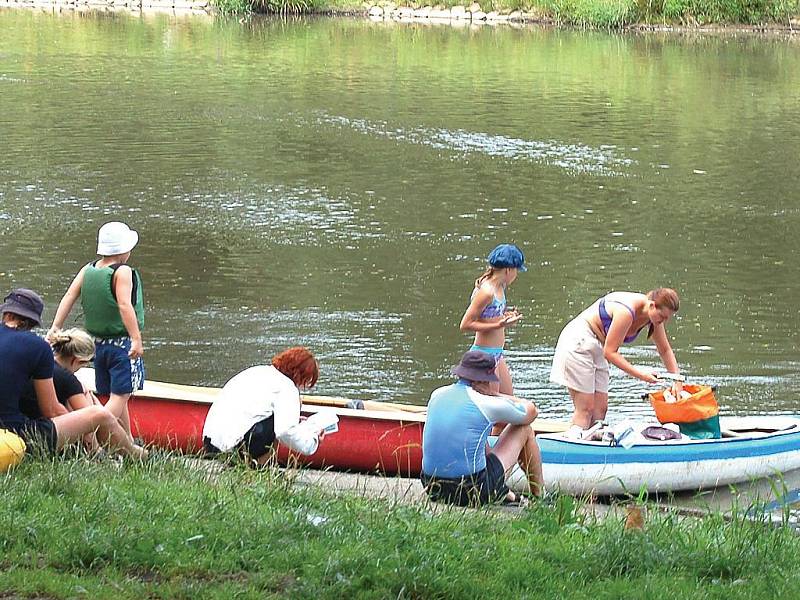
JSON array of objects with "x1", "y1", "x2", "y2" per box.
[
  {"x1": 594, "y1": 392, "x2": 608, "y2": 422},
  {"x1": 496, "y1": 357, "x2": 513, "y2": 396},
  {"x1": 52, "y1": 406, "x2": 146, "y2": 458},
  {"x1": 491, "y1": 424, "x2": 543, "y2": 497},
  {"x1": 519, "y1": 429, "x2": 543, "y2": 497},
  {"x1": 104, "y1": 392, "x2": 133, "y2": 438},
  {"x1": 121, "y1": 401, "x2": 133, "y2": 438},
  {"x1": 490, "y1": 357, "x2": 513, "y2": 435},
  {"x1": 65, "y1": 392, "x2": 100, "y2": 453},
  {"x1": 570, "y1": 388, "x2": 596, "y2": 429},
  {"x1": 254, "y1": 447, "x2": 277, "y2": 468}
]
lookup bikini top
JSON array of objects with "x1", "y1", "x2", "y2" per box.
[
  {"x1": 472, "y1": 287, "x2": 506, "y2": 319},
  {"x1": 598, "y1": 297, "x2": 646, "y2": 344}
]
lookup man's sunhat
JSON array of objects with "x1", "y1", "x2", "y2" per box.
[
  {"x1": 0, "y1": 288, "x2": 44, "y2": 326},
  {"x1": 96, "y1": 221, "x2": 139, "y2": 256},
  {"x1": 451, "y1": 350, "x2": 499, "y2": 383},
  {"x1": 487, "y1": 243, "x2": 527, "y2": 272}
]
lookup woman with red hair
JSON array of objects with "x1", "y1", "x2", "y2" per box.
[{"x1": 202, "y1": 347, "x2": 321, "y2": 465}]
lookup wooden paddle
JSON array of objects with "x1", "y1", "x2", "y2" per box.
[
  {"x1": 301, "y1": 394, "x2": 428, "y2": 414},
  {"x1": 302, "y1": 394, "x2": 571, "y2": 433}
]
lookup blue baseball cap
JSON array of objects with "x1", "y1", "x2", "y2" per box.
[{"x1": 487, "y1": 244, "x2": 527, "y2": 272}]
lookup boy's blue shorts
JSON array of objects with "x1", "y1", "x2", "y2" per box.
[{"x1": 93, "y1": 337, "x2": 145, "y2": 396}]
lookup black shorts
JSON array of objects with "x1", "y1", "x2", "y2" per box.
[
  {"x1": 420, "y1": 453, "x2": 509, "y2": 507},
  {"x1": 15, "y1": 418, "x2": 58, "y2": 456},
  {"x1": 203, "y1": 415, "x2": 276, "y2": 461}
]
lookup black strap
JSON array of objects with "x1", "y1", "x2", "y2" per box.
[{"x1": 108, "y1": 263, "x2": 138, "y2": 305}]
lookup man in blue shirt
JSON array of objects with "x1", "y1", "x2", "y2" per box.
[{"x1": 421, "y1": 350, "x2": 543, "y2": 506}]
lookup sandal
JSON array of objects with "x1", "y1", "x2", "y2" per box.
[{"x1": 501, "y1": 491, "x2": 530, "y2": 508}]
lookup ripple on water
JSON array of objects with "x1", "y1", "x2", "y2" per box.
[
  {"x1": 315, "y1": 112, "x2": 636, "y2": 177},
  {"x1": 149, "y1": 307, "x2": 417, "y2": 401},
  {"x1": 183, "y1": 184, "x2": 385, "y2": 246}
]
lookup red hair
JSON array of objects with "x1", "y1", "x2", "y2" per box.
[{"x1": 272, "y1": 347, "x2": 319, "y2": 389}]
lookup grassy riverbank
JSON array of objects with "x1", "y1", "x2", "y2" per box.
[
  {"x1": 1, "y1": 455, "x2": 799, "y2": 598},
  {"x1": 213, "y1": 0, "x2": 800, "y2": 29}
]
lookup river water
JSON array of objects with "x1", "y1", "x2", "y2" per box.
[{"x1": 1, "y1": 10, "x2": 799, "y2": 419}]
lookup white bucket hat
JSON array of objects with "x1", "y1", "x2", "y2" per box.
[{"x1": 96, "y1": 221, "x2": 139, "y2": 256}]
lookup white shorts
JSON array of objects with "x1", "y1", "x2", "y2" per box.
[{"x1": 549, "y1": 317, "x2": 609, "y2": 394}]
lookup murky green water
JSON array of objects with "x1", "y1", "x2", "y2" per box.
[{"x1": 1, "y1": 10, "x2": 799, "y2": 418}]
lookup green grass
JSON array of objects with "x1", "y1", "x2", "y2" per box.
[{"x1": 1, "y1": 455, "x2": 799, "y2": 598}]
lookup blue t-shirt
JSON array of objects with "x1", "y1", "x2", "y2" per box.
[
  {"x1": 0, "y1": 324, "x2": 54, "y2": 428},
  {"x1": 421, "y1": 380, "x2": 530, "y2": 479}
]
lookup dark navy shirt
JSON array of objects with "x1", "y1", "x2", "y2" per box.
[
  {"x1": 20, "y1": 364, "x2": 83, "y2": 419},
  {"x1": 0, "y1": 324, "x2": 54, "y2": 428}
]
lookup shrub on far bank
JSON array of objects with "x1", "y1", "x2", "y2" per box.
[
  {"x1": 658, "y1": 0, "x2": 799, "y2": 23},
  {"x1": 214, "y1": 0, "x2": 324, "y2": 14},
  {"x1": 538, "y1": 0, "x2": 637, "y2": 26},
  {"x1": 209, "y1": 0, "x2": 799, "y2": 26}
]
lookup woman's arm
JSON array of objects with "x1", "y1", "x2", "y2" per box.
[
  {"x1": 48, "y1": 266, "x2": 87, "y2": 339},
  {"x1": 651, "y1": 324, "x2": 679, "y2": 373},
  {"x1": 65, "y1": 391, "x2": 93, "y2": 411},
  {"x1": 113, "y1": 266, "x2": 143, "y2": 359},
  {"x1": 33, "y1": 379, "x2": 69, "y2": 418},
  {"x1": 650, "y1": 323, "x2": 682, "y2": 393},
  {"x1": 602, "y1": 310, "x2": 658, "y2": 383},
  {"x1": 272, "y1": 389, "x2": 320, "y2": 455}
]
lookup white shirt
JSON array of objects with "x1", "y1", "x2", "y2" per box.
[{"x1": 202, "y1": 365, "x2": 319, "y2": 455}]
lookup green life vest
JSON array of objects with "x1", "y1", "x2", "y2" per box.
[{"x1": 81, "y1": 263, "x2": 145, "y2": 338}]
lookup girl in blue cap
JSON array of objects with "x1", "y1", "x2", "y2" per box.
[{"x1": 459, "y1": 244, "x2": 526, "y2": 398}]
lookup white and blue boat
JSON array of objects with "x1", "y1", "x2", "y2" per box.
[{"x1": 513, "y1": 416, "x2": 800, "y2": 496}]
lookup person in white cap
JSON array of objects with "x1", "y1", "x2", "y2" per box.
[{"x1": 48, "y1": 221, "x2": 145, "y2": 439}]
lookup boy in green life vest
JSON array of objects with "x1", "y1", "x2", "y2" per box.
[{"x1": 48, "y1": 222, "x2": 144, "y2": 439}]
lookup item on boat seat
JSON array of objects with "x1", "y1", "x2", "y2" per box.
[
  {"x1": 641, "y1": 426, "x2": 682, "y2": 441},
  {"x1": 648, "y1": 384, "x2": 721, "y2": 440},
  {"x1": 614, "y1": 425, "x2": 637, "y2": 449}
]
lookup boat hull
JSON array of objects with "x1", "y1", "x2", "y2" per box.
[{"x1": 523, "y1": 417, "x2": 800, "y2": 495}]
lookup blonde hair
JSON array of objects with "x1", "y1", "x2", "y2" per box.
[{"x1": 50, "y1": 328, "x2": 95, "y2": 362}]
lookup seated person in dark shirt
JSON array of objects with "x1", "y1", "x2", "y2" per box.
[
  {"x1": 20, "y1": 328, "x2": 100, "y2": 451},
  {"x1": 0, "y1": 288, "x2": 145, "y2": 459}
]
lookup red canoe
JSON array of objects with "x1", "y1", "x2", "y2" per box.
[{"x1": 76, "y1": 369, "x2": 567, "y2": 477}]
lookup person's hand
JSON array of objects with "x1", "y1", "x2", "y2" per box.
[
  {"x1": 671, "y1": 381, "x2": 684, "y2": 397},
  {"x1": 642, "y1": 371, "x2": 660, "y2": 384},
  {"x1": 45, "y1": 326, "x2": 60, "y2": 344},
  {"x1": 500, "y1": 310, "x2": 523, "y2": 328},
  {"x1": 128, "y1": 339, "x2": 144, "y2": 360}
]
